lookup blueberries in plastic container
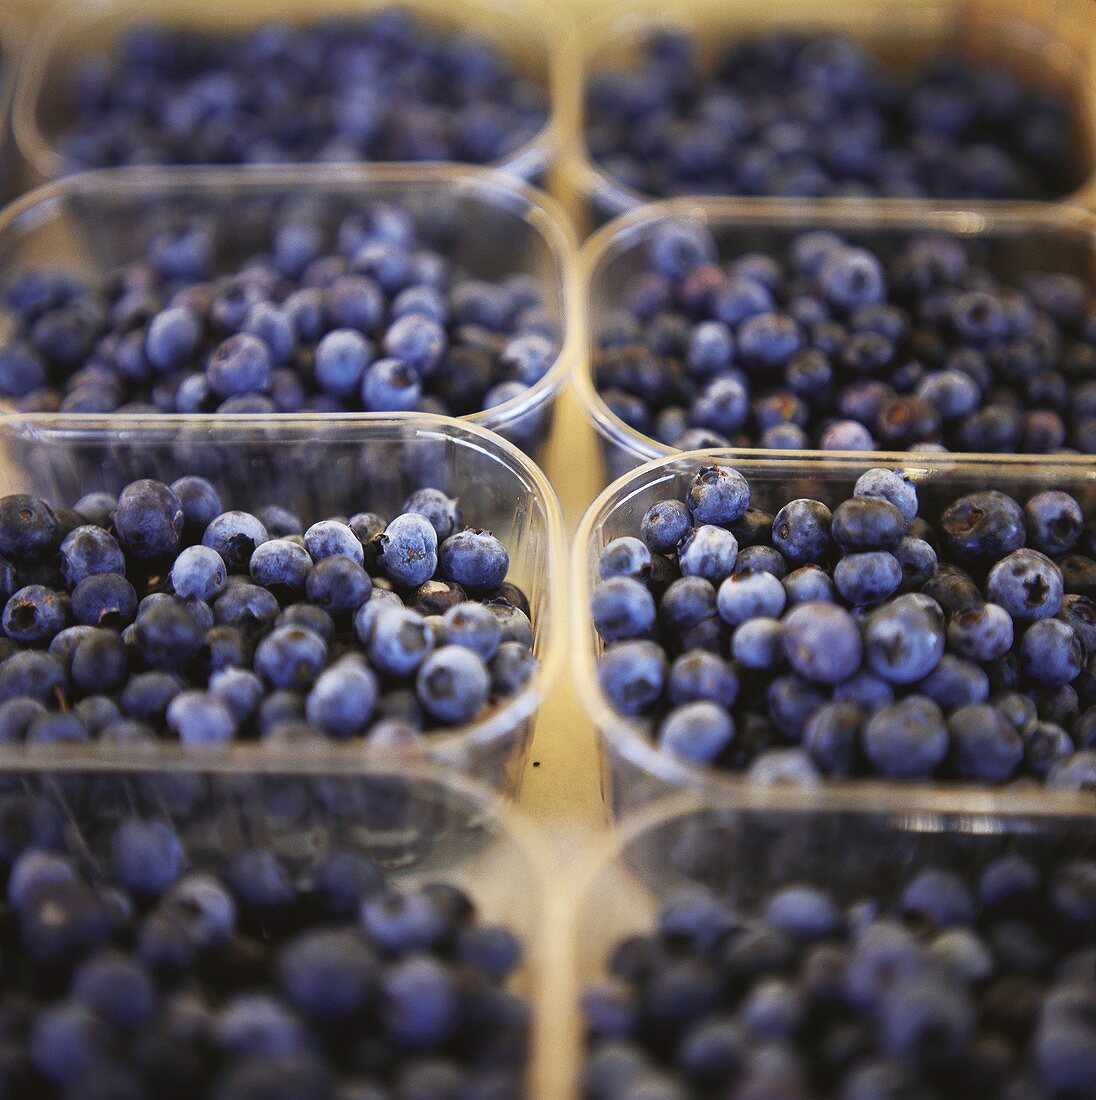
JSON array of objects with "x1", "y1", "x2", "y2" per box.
[
  {"x1": 0, "y1": 478, "x2": 536, "y2": 744},
  {"x1": 586, "y1": 29, "x2": 1079, "y2": 202},
  {"x1": 594, "y1": 220, "x2": 1096, "y2": 455},
  {"x1": 0, "y1": 801, "x2": 528, "y2": 1096},
  {"x1": 0, "y1": 202, "x2": 560, "y2": 445},
  {"x1": 585, "y1": 851, "x2": 1096, "y2": 1098},
  {"x1": 56, "y1": 10, "x2": 548, "y2": 172},
  {"x1": 592, "y1": 463, "x2": 1096, "y2": 787}
]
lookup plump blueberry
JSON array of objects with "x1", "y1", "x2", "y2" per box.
[
  {"x1": 439, "y1": 529, "x2": 509, "y2": 593},
  {"x1": 686, "y1": 467, "x2": 750, "y2": 526},
  {"x1": 678, "y1": 526, "x2": 739, "y2": 582},
  {"x1": 863, "y1": 595, "x2": 945, "y2": 684},
  {"x1": 170, "y1": 544, "x2": 228, "y2": 602},
  {"x1": 863, "y1": 697, "x2": 949, "y2": 777},
  {"x1": 416, "y1": 646, "x2": 490, "y2": 724},
  {"x1": 598, "y1": 640, "x2": 667, "y2": 715},
  {"x1": 942, "y1": 491, "x2": 1026, "y2": 563},
  {"x1": 380, "y1": 514, "x2": 438, "y2": 588},
  {"x1": 114, "y1": 480, "x2": 184, "y2": 560},
  {"x1": 600, "y1": 536, "x2": 654, "y2": 581},
  {"x1": 782, "y1": 602, "x2": 862, "y2": 684},
  {"x1": 987, "y1": 549, "x2": 1065, "y2": 623},
  {"x1": 659, "y1": 701, "x2": 734, "y2": 765},
  {"x1": 717, "y1": 570, "x2": 786, "y2": 626}
]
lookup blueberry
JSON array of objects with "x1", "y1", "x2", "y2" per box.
[
  {"x1": 593, "y1": 578, "x2": 657, "y2": 643},
  {"x1": 249, "y1": 539, "x2": 314, "y2": 591},
  {"x1": 941, "y1": 491, "x2": 1026, "y2": 563},
  {"x1": 771, "y1": 500, "x2": 832, "y2": 565},
  {"x1": 947, "y1": 703, "x2": 1024, "y2": 781},
  {"x1": 658, "y1": 702, "x2": 734, "y2": 765},
  {"x1": 598, "y1": 641, "x2": 667, "y2": 715},
  {"x1": 946, "y1": 602, "x2": 1014, "y2": 661},
  {"x1": 439, "y1": 529, "x2": 509, "y2": 593},
  {"x1": 490, "y1": 642, "x2": 538, "y2": 696},
  {"x1": 253, "y1": 626, "x2": 328, "y2": 691},
  {"x1": 361, "y1": 358, "x2": 423, "y2": 411},
  {"x1": 831, "y1": 497, "x2": 906, "y2": 550},
  {"x1": 305, "y1": 556, "x2": 372, "y2": 615},
  {"x1": 305, "y1": 657, "x2": 379, "y2": 737},
  {"x1": 207, "y1": 333, "x2": 273, "y2": 398},
  {"x1": 834, "y1": 551, "x2": 902, "y2": 604},
  {"x1": 1025, "y1": 491, "x2": 1083, "y2": 556},
  {"x1": 380, "y1": 514, "x2": 438, "y2": 588},
  {"x1": 28, "y1": 1002, "x2": 111, "y2": 1084},
  {"x1": 146, "y1": 306, "x2": 202, "y2": 372},
  {"x1": 368, "y1": 607, "x2": 436, "y2": 677},
  {"x1": 600, "y1": 536, "x2": 654, "y2": 580},
  {"x1": 731, "y1": 618, "x2": 784, "y2": 670},
  {"x1": 278, "y1": 928, "x2": 377, "y2": 1021},
  {"x1": 110, "y1": 818, "x2": 183, "y2": 897},
  {"x1": 863, "y1": 697, "x2": 949, "y2": 778},
  {"x1": 114, "y1": 479, "x2": 183, "y2": 560},
  {"x1": 315, "y1": 329, "x2": 372, "y2": 397},
  {"x1": 416, "y1": 646, "x2": 490, "y2": 724},
  {"x1": 170, "y1": 544, "x2": 228, "y2": 602},
  {"x1": 72, "y1": 951, "x2": 156, "y2": 1030},
  {"x1": 2, "y1": 586, "x2": 67, "y2": 645},
  {"x1": 202, "y1": 510, "x2": 270, "y2": 573},
  {"x1": 382, "y1": 955, "x2": 459, "y2": 1046},
  {"x1": 803, "y1": 701, "x2": 862, "y2": 776},
  {"x1": 987, "y1": 549, "x2": 1064, "y2": 622},
  {"x1": 58, "y1": 525, "x2": 124, "y2": 587},
  {"x1": 781, "y1": 602, "x2": 862, "y2": 684},
  {"x1": 678, "y1": 526, "x2": 739, "y2": 582},
  {"x1": 686, "y1": 467, "x2": 750, "y2": 526},
  {"x1": 863, "y1": 594, "x2": 945, "y2": 683},
  {"x1": 717, "y1": 570, "x2": 786, "y2": 625}
]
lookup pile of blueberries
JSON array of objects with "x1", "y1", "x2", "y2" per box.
[
  {"x1": 583, "y1": 856, "x2": 1096, "y2": 1098},
  {"x1": 56, "y1": 10, "x2": 547, "y2": 172},
  {"x1": 593, "y1": 464, "x2": 1096, "y2": 788},
  {"x1": 0, "y1": 475, "x2": 537, "y2": 747},
  {"x1": 0, "y1": 791, "x2": 529, "y2": 1099},
  {"x1": 0, "y1": 202, "x2": 560, "y2": 429},
  {"x1": 585, "y1": 30, "x2": 1078, "y2": 202},
  {"x1": 594, "y1": 221, "x2": 1096, "y2": 455}
]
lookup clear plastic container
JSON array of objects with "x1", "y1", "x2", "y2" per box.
[
  {"x1": 0, "y1": 413, "x2": 565, "y2": 795},
  {"x1": 13, "y1": 0, "x2": 565, "y2": 187},
  {"x1": 0, "y1": 753, "x2": 569, "y2": 1098},
  {"x1": 573, "y1": 0, "x2": 1096, "y2": 226},
  {"x1": 565, "y1": 782, "x2": 1096, "y2": 1098},
  {"x1": 0, "y1": 163, "x2": 579, "y2": 461},
  {"x1": 572, "y1": 446, "x2": 1096, "y2": 816},
  {"x1": 0, "y1": 9, "x2": 21, "y2": 204},
  {"x1": 576, "y1": 197, "x2": 1096, "y2": 487}
]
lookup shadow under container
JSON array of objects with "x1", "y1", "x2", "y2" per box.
[
  {"x1": 565, "y1": 783, "x2": 1096, "y2": 1097},
  {"x1": 0, "y1": 753, "x2": 567, "y2": 1098},
  {"x1": 573, "y1": 446, "x2": 1096, "y2": 817},
  {"x1": 14, "y1": 0, "x2": 565, "y2": 188},
  {"x1": 577, "y1": 198, "x2": 1096, "y2": 488},
  {"x1": 0, "y1": 413, "x2": 565, "y2": 794},
  {"x1": 572, "y1": 0, "x2": 1096, "y2": 227},
  {"x1": 0, "y1": 163, "x2": 579, "y2": 462}
]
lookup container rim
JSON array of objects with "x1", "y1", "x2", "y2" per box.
[
  {"x1": 575, "y1": 195, "x2": 1096, "y2": 470},
  {"x1": 570, "y1": 2, "x2": 1096, "y2": 219},
  {"x1": 0, "y1": 410, "x2": 568, "y2": 768},
  {"x1": 13, "y1": 0, "x2": 567, "y2": 188},
  {"x1": 571, "y1": 444, "x2": 1096, "y2": 813},
  {"x1": 0, "y1": 162, "x2": 581, "y2": 438}
]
